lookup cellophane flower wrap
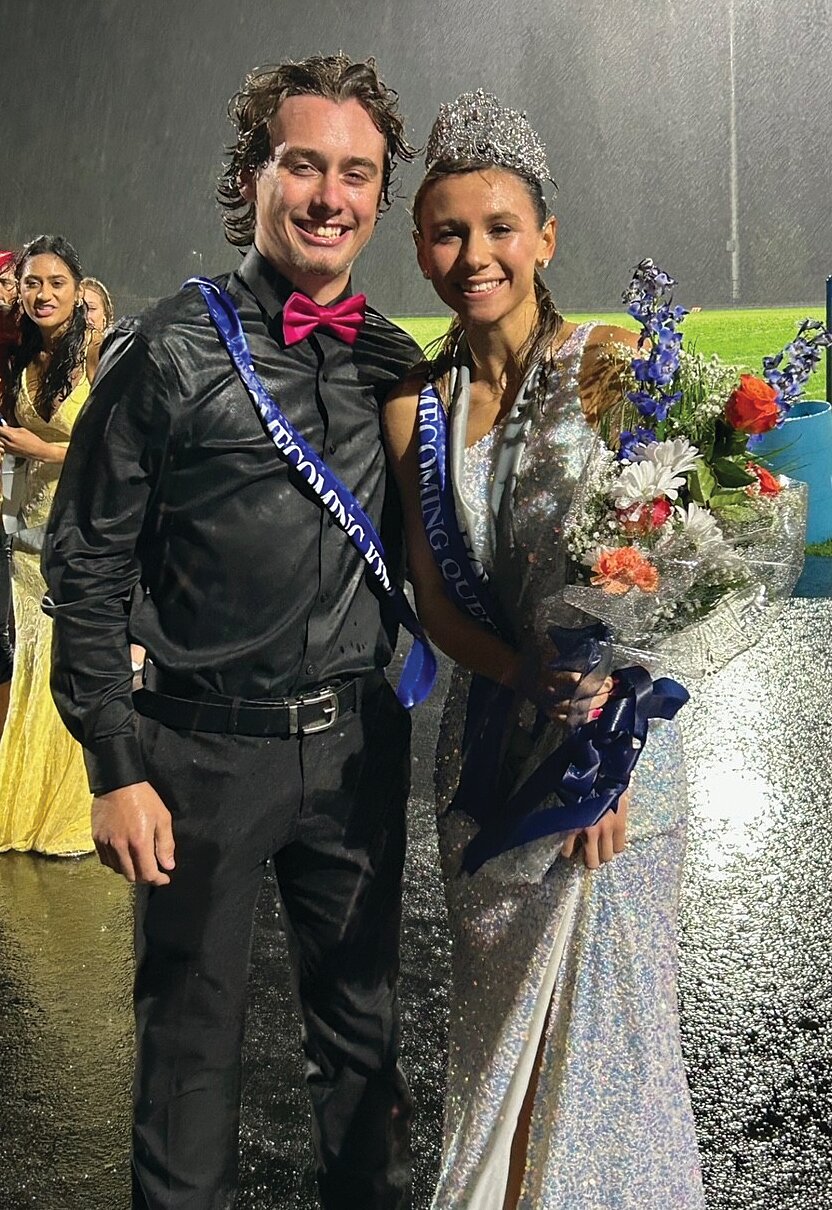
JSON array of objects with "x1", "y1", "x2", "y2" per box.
[{"x1": 562, "y1": 259, "x2": 831, "y2": 680}]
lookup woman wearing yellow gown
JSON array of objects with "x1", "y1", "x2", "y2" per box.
[{"x1": 0, "y1": 236, "x2": 101, "y2": 854}]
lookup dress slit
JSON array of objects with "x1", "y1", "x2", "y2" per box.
[{"x1": 459, "y1": 878, "x2": 581, "y2": 1210}]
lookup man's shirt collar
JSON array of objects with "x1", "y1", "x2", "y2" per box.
[{"x1": 237, "y1": 245, "x2": 355, "y2": 321}]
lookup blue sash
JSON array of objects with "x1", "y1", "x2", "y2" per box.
[
  {"x1": 187, "y1": 276, "x2": 436, "y2": 708},
  {"x1": 417, "y1": 381, "x2": 504, "y2": 628},
  {"x1": 416, "y1": 379, "x2": 689, "y2": 872},
  {"x1": 418, "y1": 378, "x2": 519, "y2": 833}
]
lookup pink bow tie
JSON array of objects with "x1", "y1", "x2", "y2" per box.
[{"x1": 282, "y1": 291, "x2": 366, "y2": 347}]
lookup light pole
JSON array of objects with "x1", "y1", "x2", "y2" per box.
[{"x1": 727, "y1": 0, "x2": 741, "y2": 305}]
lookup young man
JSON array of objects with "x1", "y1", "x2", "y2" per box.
[{"x1": 43, "y1": 55, "x2": 421, "y2": 1210}]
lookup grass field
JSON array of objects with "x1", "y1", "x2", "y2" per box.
[{"x1": 393, "y1": 307, "x2": 829, "y2": 401}]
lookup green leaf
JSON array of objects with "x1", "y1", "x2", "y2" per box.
[
  {"x1": 709, "y1": 490, "x2": 759, "y2": 523},
  {"x1": 712, "y1": 418, "x2": 750, "y2": 458},
  {"x1": 713, "y1": 502, "x2": 761, "y2": 524},
  {"x1": 713, "y1": 434, "x2": 750, "y2": 458},
  {"x1": 688, "y1": 460, "x2": 716, "y2": 504},
  {"x1": 712, "y1": 457, "x2": 757, "y2": 488}
]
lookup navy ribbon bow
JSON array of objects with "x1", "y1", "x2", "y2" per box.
[{"x1": 451, "y1": 624, "x2": 689, "y2": 874}]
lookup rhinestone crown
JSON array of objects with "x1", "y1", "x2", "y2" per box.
[{"x1": 424, "y1": 88, "x2": 552, "y2": 187}]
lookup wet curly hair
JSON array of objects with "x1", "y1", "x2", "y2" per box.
[{"x1": 217, "y1": 53, "x2": 416, "y2": 247}]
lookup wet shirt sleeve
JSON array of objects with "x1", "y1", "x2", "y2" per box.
[{"x1": 42, "y1": 325, "x2": 172, "y2": 795}]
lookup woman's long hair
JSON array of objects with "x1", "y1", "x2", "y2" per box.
[
  {"x1": 412, "y1": 160, "x2": 564, "y2": 404},
  {"x1": 3, "y1": 235, "x2": 86, "y2": 423}
]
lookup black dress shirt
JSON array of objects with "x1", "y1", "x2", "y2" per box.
[{"x1": 43, "y1": 248, "x2": 421, "y2": 795}]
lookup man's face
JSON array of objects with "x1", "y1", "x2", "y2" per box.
[{"x1": 243, "y1": 95, "x2": 386, "y2": 304}]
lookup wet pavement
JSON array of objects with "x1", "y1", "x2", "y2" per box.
[{"x1": 1, "y1": 597, "x2": 831, "y2": 1209}]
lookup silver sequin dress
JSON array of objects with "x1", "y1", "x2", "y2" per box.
[{"x1": 431, "y1": 325, "x2": 705, "y2": 1209}]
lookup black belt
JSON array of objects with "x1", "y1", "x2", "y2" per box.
[{"x1": 133, "y1": 670, "x2": 371, "y2": 737}]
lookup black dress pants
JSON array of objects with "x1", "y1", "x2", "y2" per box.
[{"x1": 131, "y1": 674, "x2": 412, "y2": 1210}]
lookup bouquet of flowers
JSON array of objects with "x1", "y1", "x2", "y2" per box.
[{"x1": 562, "y1": 259, "x2": 831, "y2": 680}]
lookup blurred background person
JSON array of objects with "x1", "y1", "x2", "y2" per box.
[
  {"x1": 0, "y1": 250, "x2": 17, "y2": 310},
  {"x1": 77, "y1": 274, "x2": 144, "y2": 675},
  {"x1": 80, "y1": 275, "x2": 114, "y2": 334},
  {"x1": 0, "y1": 250, "x2": 17, "y2": 731},
  {"x1": 0, "y1": 235, "x2": 101, "y2": 854},
  {"x1": 0, "y1": 513, "x2": 11, "y2": 735},
  {"x1": 0, "y1": 247, "x2": 20, "y2": 353}
]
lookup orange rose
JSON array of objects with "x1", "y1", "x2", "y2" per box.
[
  {"x1": 591, "y1": 546, "x2": 660, "y2": 595},
  {"x1": 725, "y1": 375, "x2": 780, "y2": 434},
  {"x1": 747, "y1": 462, "x2": 782, "y2": 497}
]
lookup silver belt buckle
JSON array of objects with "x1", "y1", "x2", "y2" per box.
[{"x1": 292, "y1": 686, "x2": 340, "y2": 735}]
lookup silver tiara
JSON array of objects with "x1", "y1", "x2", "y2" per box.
[{"x1": 424, "y1": 89, "x2": 552, "y2": 188}]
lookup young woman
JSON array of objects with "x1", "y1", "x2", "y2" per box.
[
  {"x1": 80, "y1": 275, "x2": 114, "y2": 334},
  {"x1": 0, "y1": 249, "x2": 16, "y2": 731},
  {"x1": 0, "y1": 235, "x2": 101, "y2": 854},
  {"x1": 384, "y1": 93, "x2": 705, "y2": 1208}
]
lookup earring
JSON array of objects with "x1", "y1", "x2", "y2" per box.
[{"x1": 539, "y1": 259, "x2": 550, "y2": 269}]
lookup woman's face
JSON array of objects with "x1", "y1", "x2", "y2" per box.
[
  {"x1": 415, "y1": 167, "x2": 555, "y2": 331},
  {"x1": 18, "y1": 253, "x2": 81, "y2": 335},
  {"x1": 83, "y1": 287, "x2": 108, "y2": 333}
]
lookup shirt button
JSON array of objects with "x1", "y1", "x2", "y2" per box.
[
  {"x1": 306, "y1": 664, "x2": 315, "y2": 675},
  {"x1": 321, "y1": 371, "x2": 329, "y2": 383},
  {"x1": 328, "y1": 442, "x2": 337, "y2": 454}
]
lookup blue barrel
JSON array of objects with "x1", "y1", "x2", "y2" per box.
[{"x1": 755, "y1": 399, "x2": 832, "y2": 544}]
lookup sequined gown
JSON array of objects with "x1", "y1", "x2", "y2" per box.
[
  {"x1": 0, "y1": 371, "x2": 94, "y2": 855},
  {"x1": 432, "y1": 325, "x2": 705, "y2": 1208}
]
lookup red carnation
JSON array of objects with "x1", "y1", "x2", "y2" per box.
[
  {"x1": 616, "y1": 497, "x2": 673, "y2": 535},
  {"x1": 747, "y1": 462, "x2": 782, "y2": 497},
  {"x1": 650, "y1": 498, "x2": 673, "y2": 527}
]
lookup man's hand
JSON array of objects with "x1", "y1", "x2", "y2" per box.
[
  {"x1": 561, "y1": 789, "x2": 630, "y2": 870},
  {"x1": 92, "y1": 781, "x2": 176, "y2": 885}
]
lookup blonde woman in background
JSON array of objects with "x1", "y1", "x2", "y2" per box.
[{"x1": 80, "y1": 275, "x2": 114, "y2": 334}]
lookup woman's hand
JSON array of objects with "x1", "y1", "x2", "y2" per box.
[
  {"x1": 561, "y1": 789, "x2": 630, "y2": 869},
  {"x1": 537, "y1": 667, "x2": 615, "y2": 726},
  {"x1": 0, "y1": 426, "x2": 66, "y2": 462},
  {"x1": 515, "y1": 650, "x2": 615, "y2": 726}
]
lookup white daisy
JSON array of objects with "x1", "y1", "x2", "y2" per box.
[
  {"x1": 630, "y1": 436, "x2": 700, "y2": 478},
  {"x1": 612, "y1": 459, "x2": 685, "y2": 508},
  {"x1": 673, "y1": 502, "x2": 725, "y2": 552}
]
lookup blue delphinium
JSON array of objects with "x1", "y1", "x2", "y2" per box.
[
  {"x1": 762, "y1": 319, "x2": 832, "y2": 414},
  {"x1": 621, "y1": 258, "x2": 688, "y2": 424},
  {"x1": 617, "y1": 426, "x2": 658, "y2": 461}
]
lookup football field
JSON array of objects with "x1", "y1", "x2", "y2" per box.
[{"x1": 395, "y1": 306, "x2": 829, "y2": 401}]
